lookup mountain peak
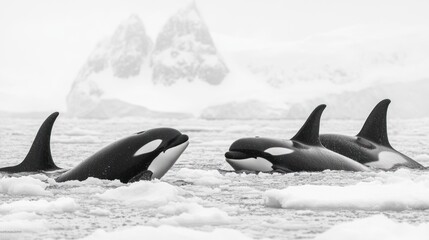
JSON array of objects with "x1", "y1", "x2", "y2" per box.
[
  {"x1": 110, "y1": 15, "x2": 152, "y2": 78},
  {"x1": 151, "y1": 2, "x2": 228, "y2": 85},
  {"x1": 67, "y1": 14, "x2": 153, "y2": 117},
  {"x1": 177, "y1": 0, "x2": 202, "y2": 22},
  {"x1": 73, "y1": 14, "x2": 152, "y2": 81},
  {"x1": 124, "y1": 14, "x2": 143, "y2": 25}
]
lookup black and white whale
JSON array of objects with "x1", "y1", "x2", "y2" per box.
[
  {"x1": 225, "y1": 105, "x2": 369, "y2": 173},
  {"x1": 56, "y1": 127, "x2": 189, "y2": 182},
  {"x1": 320, "y1": 99, "x2": 423, "y2": 170},
  {"x1": 0, "y1": 112, "x2": 189, "y2": 182}
]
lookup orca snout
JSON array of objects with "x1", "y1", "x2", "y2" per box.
[
  {"x1": 164, "y1": 134, "x2": 189, "y2": 150},
  {"x1": 225, "y1": 151, "x2": 252, "y2": 160}
]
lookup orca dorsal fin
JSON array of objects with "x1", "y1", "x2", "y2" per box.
[
  {"x1": 17, "y1": 112, "x2": 60, "y2": 172},
  {"x1": 291, "y1": 104, "x2": 326, "y2": 146},
  {"x1": 357, "y1": 99, "x2": 392, "y2": 148}
]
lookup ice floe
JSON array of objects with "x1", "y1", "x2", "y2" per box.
[
  {"x1": 54, "y1": 177, "x2": 123, "y2": 187},
  {"x1": 96, "y1": 179, "x2": 233, "y2": 227},
  {"x1": 314, "y1": 214, "x2": 429, "y2": 240},
  {"x1": 80, "y1": 225, "x2": 254, "y2": 240},
  {"x1": 174, "y1": 168, "x2": 231, "y2": 186},
  {"x1": 0, "y1": 176, "x2": 51, "y2": 196},
  {"x1": 264, "y1": 172, "x2": 429, "y2": 211},
  {"x1": 0, "y1": 212, "x2": 48, "y2": 232},
  {"x1": 0, "y1": 197, "x2": 79, "y2": 214},
  {"x1": 153, "y1": 202, "x2": 234, "y2": 226},
  {"x1": 89, "y1": 207, "x2": 111, "y2": 216},
  {"x1": 96, "y1": 180, "x2": 183, "y2": 207}
]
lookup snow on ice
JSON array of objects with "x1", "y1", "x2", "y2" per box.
[
  {"x1": 97, "y1": 180, "x2": 184, "y2": 207},
  {"x1": 264, "y1": 170, "x2": 429, "y2": 211},
  {"x1": 174, "y1": 168, "x2": 231, "y2": 186},
  {"x1": 0, "y1": 212, "x2": 48, "y2": 233},
  {"x1": 80, "y1": 225, "x2": 254, "y2": 240},
  {"x1": 0, "y1": 176, "x2": 51, "y2": 196},
  {"x1": 152, "y1": 201, "x2": 234, "y2": 226},
  {"x1": 0, "y1": 197, "x2": 79, "y2": 214},
  {"x1": 314, "y1": 214, "x2": 429, "y2": 240}
]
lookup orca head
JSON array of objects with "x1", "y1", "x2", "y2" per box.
[
  {"x1": 225, "y1": 137, "x2": 296, "y2": 172},
  {"x1": 131, "y1": 128, "x2": 189, "y2": 180},
  {"x1": 225, "y1": 104, "x2": 327, "y2": 173}
]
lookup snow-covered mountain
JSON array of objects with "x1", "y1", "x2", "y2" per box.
[
  {"x1": 151, "y1": 2, "x2": 228, "y2": 86},
  {"x1": 67, "y1": 14, "x2": 154, "y2": 118},
  {"x1": 67, "y1": 4, "x2": 429, "y2": 119},
  {"x1": 67, "y1": 3, "x2": 229, "y2": 118},
  {"x1": 78, "y1": 14, "x2": 152, "y2": 80},
  {"x1": 109, "y1": 15, "x2": 153, "y2": 78}
]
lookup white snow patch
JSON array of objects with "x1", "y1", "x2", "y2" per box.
[
  {"x1": 30, "y1": 174, "x2": 50, "y2": 181},
  {"x1": 0, "y1": 212, "x2": 48, "y2": 232},
  {"x1": 174, "y1": 168, "x2": 231, "y2": 186},
  {"x1": 89, "y1": 208, "x2": 111, "y2": 216},
  {"x1": 264, "y1": 175, "x2": 429, "y2": 210},
  {"x1": 55, "y1": 177, "x2": 123, "y2": 187},
  {"x1": 80, "y1": 225, "x2": 254, "y2": 240},
  {"x1": 0, "y1": 197, "x2": 79, "y2": 214},
  {"x1": 0, "y1": 176, "x2": 51, "y2": 196},
  {"x1": 153, "y1": 202, "x2": 234, "y2": 227},
  {"x1": 314, "y1": 214, "x2": 429, "y2": 240},
  {"x1": 97, "y1": 180, "x2": 183, "y2": 207}
]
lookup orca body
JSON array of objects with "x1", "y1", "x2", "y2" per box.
[
  {"x1": 320, "y1": 99, "x2": 423, "y2": 170},
  {"x1": 0, "y1": 113, "x2": 189, "y2": 183},
  {"x1": 225, "y1": 105, "x2": 369, "y2": 173},
  {"x1": 0, "y1": 112, "x2": 60, "y2": 173},
  {"x1": 56, "y1": 128, "x2": 189, "y2": 183}
]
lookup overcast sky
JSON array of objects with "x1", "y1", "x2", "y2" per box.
[{"x1": 1, "y1": 0, "x2": 428, "y2": 112}]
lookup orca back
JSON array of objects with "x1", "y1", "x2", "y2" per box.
[
  {"x1": 291, "y1": 104, "x2": 326, "y2": 146},
  {"x1": 357, "y1": 99, "x2": 392, "y2": 148},
  {"x1": 0, "y1": 112, "x2": 60, "y2": 173}
]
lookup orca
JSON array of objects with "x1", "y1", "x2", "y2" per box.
[
  {"x1": 225, "y1": 105, "x2": 369, "y2": 173},
  {"x1": 56, "y1": 128, "x2": 189, "y2": 182},
  {"x1": 0, "y1": 113, "x2": 189, "y2": 183},
  {"x1": 320, "y1": 99, "x2": 423, "y2": 170}
]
